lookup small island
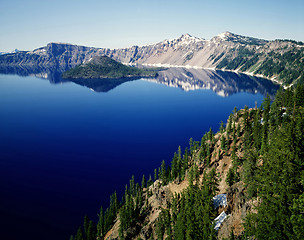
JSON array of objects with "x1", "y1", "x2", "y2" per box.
[{"x1": 62, "y1": 55, "x2": 158, "y2": 79}]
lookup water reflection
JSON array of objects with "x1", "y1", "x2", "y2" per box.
[
  {"x1": 151, "y1": 68, "x2": 279, "y2": 98},
  {"x1": 0, "y1": 65, "x2": 68, "y2": 84},
  {"x1": 69, "y1": 77, "x2": 141, "y2": 92},
  {"x1": 0, "y1": 66, "x2": 279, "y2": 97}
]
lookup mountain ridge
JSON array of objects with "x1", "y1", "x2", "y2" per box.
[{"x1": 0, "y1": 32, "x2": 303, "y2": 85}]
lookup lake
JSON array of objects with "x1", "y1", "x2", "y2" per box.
[{"x1": 0, "y1": 67, "x2": 279, "y2": 240}]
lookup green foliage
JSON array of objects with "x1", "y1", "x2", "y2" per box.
[
  {"x1": 141, "y1": 174, "x2": 146, "y2": 189},
  {"x1": 221, "y1": 135, "x2": 226, "y2": 150},
  {"x1": 75, "y1": 227, "x2": 83, "y2": 240},
  {"x1": 229, "y1": 230, "x2": 235, "y2": 240},
  {"x1": 242, "y1": 151, "x2": 257, "y2": 198},
  {"x1": 245, "y1": 84, "x2": 304, "y2": 239},
  {"x1": 290, "y1": 193, "x2": 304, "y2": 239},
  {"x1": 96, "y1": 206, "x2": 104, "y2": 239},
  {"x1": 226, "y1": 167, "x2": 238, "y2": 187},
  {"x1": 255, "y1": 49, "x2": 304, "y2": 84},
  {"x1": 220, "y1": 120, "x2": 225, "y2": 133},
  {"x1": 159, "y1": 169, "x2": 218, "y2": 240},
  {"x1": 154, "y1": 168, "x2": 158, "y2": 181},
  {"x1": 87, "y1": 220, "x2": 97, "y2": 240},
  {"x1": 212, "y1": 52, "x2": 225, "y2": 64},
  {"x1": 160, "y1": 160, "x2": 168, "y2": 185},
  {"x1": 216, "y1": 42, "x2": 304, "y2": 85}
]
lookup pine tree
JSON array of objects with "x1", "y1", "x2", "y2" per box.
[
  {"x1": 229, "y1": 230, "x2": 235, "y2": 240},
  {"x1": 246, "y1": 119, "x2": 303, "y2": 239},
  {"x1": 171, "y1": 152, "x2": 178, "y2": 180},
  {"x1": 155, "y1": 218, "x2": 165, "y2": 240},
  {"x1": 294, "y1": 84, "x2": 304, "y2": 107},
  {"x1": 233, "y1": 106, "x2": 238, "y2": 118},
  {"x1": 227, "y1": 113, "x2": 233, "y2": 134},
  {"x1": 147, "y1": 174, "x2": 153, "y2": 187},
  {"x1": 75, "y1": 227, "x2": 84, "y2": 240},
  {"x1": 221, "y1": 134, "x2": 226, "y2": 150},
  {"x1": 174, "y1": 210, "x2": 186, "y2": 240},
  {"x1": 226, "y1": 168, "x2": 236, "y2": 186},
  {"x1": 220, "y1": 120, "x2": 225, "y2": 133},
  {"x1": 253, "y1": 109, "x2": 262, "y2": 150},
  {"x1": 189, "y1": 138, "x2": 194, "y2": 154},
  {"x1": 208, "y1": 128, "x2": 213, "y2": 142},
  {"x1": 130, "y1": 175, "x2": 135, "y2": 196},
  {"x1": 87, "y1": 220, "x2": 97, "y2": 240},
  {"x1": 97, "y1": 206, "x2": 104, "y2": 239},
  {"x1": 261, "y1": 95, "x2": 271, "y2": 153},
  {"x1": 83, "y1": 216, "x2": 89, "y2": 239},
  {"x1": 237, "y1": 124, "x2": 241, "y2": 137},
  {"x1": 160, "y1": 160, "x2": 167, "y2": 185},
  {"x1": 154, "y1": 168, "x2": 158, "y2": 181},
  {"x1": 290, "y1": 192, "x2": 304, "y2": 239},
  {"x1": 141, "y1": 174, "x2": 146, "y2": 189}
]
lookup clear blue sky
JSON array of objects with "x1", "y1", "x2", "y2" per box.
[{"x1": 0, "y1": 0, "x2": 303, "y2": 52}]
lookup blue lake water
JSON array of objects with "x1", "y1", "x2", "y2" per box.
[{"x1": 0, "y1": 68, "x2": 279, "y2": 240}]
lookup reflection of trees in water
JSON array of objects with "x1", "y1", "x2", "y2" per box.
[
  {"x1": 70, "y1": 77, "x2": 142, "y2": 92},
  {"x1": 0, "y1": 66, "x2": 279, "y2": 96}
]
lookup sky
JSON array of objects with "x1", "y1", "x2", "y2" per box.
[{"x1": 0, "y1": 0, "x2": 303, "y2": 52}]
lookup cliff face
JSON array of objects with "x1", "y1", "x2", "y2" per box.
[
  {"x1": 0, "y1": 43, "x2": 104, "y2": 68},
  {"x1": 1, "y1": 32, "x2": 303, "y2": 85}
]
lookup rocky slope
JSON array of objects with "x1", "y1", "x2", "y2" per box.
[
  {"x1": 102, "y1": 109, "x2": 257, "y2": 240},
  {"x1": 100, "y1": 91, "x2": 304, "y2": 240},
  {"x1": 1, "y1": 32, "x2": 303, "y2": 85},
  {"x1": 69, "y1": 84, "x2": 304, "y2": 240}
]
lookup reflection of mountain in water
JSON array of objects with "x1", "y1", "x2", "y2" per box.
[
  {"x1": 0, "y1": 66, "x2": 279, "y2": 96},
  {"x1": 149, "y1": 68, "x2": 279, "y2": 98},
  {"x1": 0, "y1": 65, "x2": 68, "y2": 84}
]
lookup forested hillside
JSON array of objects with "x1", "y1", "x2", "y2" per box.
[
  {"x1": 216, "y1": 40, "x2": 304, "y2": 85},
  {"x1": 70, "y1": 84, "x2": 304, "y2": 240}
]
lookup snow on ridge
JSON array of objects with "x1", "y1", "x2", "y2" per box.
[
  {"x1": 145, "y1": 34, "x2": 205, "y2": 47},
  {"x1": 217, "y1": 31, "x2": 232, "y2": 40}
]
